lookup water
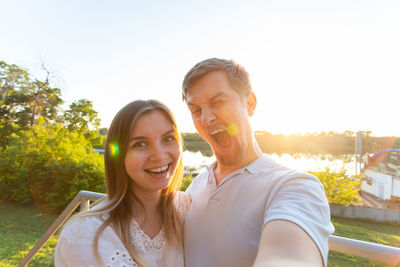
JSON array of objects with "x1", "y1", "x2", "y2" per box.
[{"x1": 182, "y1": 151, "x2": 356, "y2": 175}]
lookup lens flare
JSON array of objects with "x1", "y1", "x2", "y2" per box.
[
  {"x1": 226, "y1": 123, "x2": 239, "y2": 136},
  {"x1": 109, "y1": 143, "x2": 119, "y2": 158}
]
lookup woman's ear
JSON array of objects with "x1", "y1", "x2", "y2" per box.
[{"x1": 246, "y1": 92, "x2": 257, "y2": 117}]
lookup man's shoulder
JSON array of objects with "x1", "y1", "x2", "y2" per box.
[
  {"x1": 251, "y1": 155, "x2": 322, "y2": 185},
  {"x1": 190, "y1": 167, "x2": 210, "y2": 183},
  {"x1": 185, "y1": 167, "x2": 210, "y2": 194}
]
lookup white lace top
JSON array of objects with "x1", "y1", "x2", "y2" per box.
[{"x1": 55, "y1": 191, "x2": 190, "y2": 267}]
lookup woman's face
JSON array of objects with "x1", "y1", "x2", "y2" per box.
[{"x1": 124, "y1": 110, "x2": 181, "y2": 198}]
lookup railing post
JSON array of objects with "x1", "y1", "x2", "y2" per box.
[
  {"x1": 80, "y1": 198, "x2": 90, "y2": 211},
  {"x1": 17, "y1": 195, "x2": 82, "y2": 267}
]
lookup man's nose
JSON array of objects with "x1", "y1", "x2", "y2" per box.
[{"x1": 201, "y1": 106, "x2": 216, "y2": 125}]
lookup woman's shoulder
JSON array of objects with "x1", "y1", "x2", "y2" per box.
[
  {"x1": 60, "y1": 199, "x2": 111, "y2": 237},
  {"x1": 59, "y1": 214, "x2": 104, "y2": 240},
  {"x1": 55, "y1": 213, "x2": 137, "y2": 266}
]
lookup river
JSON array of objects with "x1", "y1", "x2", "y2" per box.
[{"x1": 182, "y1": 151, "x2": 356, "y2": 175}]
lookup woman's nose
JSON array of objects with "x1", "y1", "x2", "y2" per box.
[{"x1": 149, "y1": 143, "x2": 167, "y2": 161}]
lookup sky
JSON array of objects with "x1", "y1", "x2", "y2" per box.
[{"x1": 2, "y1": 0, "x2": 399, "y2": 136}]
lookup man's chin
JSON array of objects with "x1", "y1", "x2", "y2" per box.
[{"x1": 215, "y1": 152, "x2": 243, "y2": 166}]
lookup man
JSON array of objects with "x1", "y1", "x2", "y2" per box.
[{"x1": 182, "y1": 58, "x2": 334, "y2": 267}]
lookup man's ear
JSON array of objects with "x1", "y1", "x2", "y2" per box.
[{"x1": 246, "y1": 92, "x2": 257, "y2": 116}]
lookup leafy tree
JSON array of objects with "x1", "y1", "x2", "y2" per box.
[
  {"x1": 0, "y1": 61, "x2": 30, "y2": 147},
  {"x1": 24, "y1": 77, "x2": 63, "y2": 127},
  {"x1": 0, "y1": 118, "x2": 105, "y2": 212},
  {"x1": 63, "y1": 99, "x2": 100, "y2": 133},
  {"x1": 0, "y1": 60, "x2": 106, "y2": 213},
  {"x1": 63, "y1": 99, "x2": 102, "y2": 147},
  {"x1": 0, "y1": 61, "x2": 63, "y2": 149},
  {"x1": 309, "y1": 167, "x2": 362, "y2": 206},
  {"x1": 0, "y1": 61, "x2": 63, "y2": 127}
]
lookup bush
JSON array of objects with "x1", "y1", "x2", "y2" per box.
[
  {"x1": 309, "y1": 167, "x2": 362, "y2": 206},
  {"x1": 0, "y1": 118, "x2": 105, "y2": 213}
]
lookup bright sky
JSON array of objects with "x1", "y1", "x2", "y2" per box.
[{"x1": 2, "y1": 0, "x2": 399, "y2": 136}]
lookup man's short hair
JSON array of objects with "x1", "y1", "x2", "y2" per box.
[{"x1": 182, "y1": 58, "x2": 252, "y2": 101}]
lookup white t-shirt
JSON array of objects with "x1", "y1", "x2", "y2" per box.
[
  {"x1": 184, "y1": 155, "x2": 334, "y2": 267},
  {"x1": 55, "y1": 191, "x2": 190, "y2": 267}
]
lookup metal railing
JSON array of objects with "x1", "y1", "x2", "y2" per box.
[
  {"x1": 17, "y1": 190, "x2": 105, "y2": 267},
  {"x1": 18, "y1": 190, "x2": 400, "y2": 266},
  {"x1": 329, "y1": 235, "x2": 400, "y2": 265}
]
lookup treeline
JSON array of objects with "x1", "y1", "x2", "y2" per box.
[
  {"x1": 181, "y1": 132, "x2": 213, "y2": 156},
  {"x1": 182, "y1": 131, "x2": 400, "y2": 156}
]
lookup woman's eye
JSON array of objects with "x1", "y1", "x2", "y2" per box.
[
  {"x1": 132, "y1": 141, "x2": 146, "y2": 149},
  {"x1": 164, "y1": 135, "x2": 176, "y2": 143}
]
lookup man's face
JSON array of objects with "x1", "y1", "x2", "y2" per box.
[{"x1": 186, "y1": 70, "x2": 255, "y2": 166}]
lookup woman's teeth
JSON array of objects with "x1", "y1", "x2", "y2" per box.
[{"x1": 145, "y1": 164, "x2": 169, "y2": 175}]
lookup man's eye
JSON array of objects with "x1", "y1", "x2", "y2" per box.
[
  {"x1": 191, "y1": 108, "x2": 201, "y2": 116},
  {"x1": 132, "y1": 141, "x2": 146, "y2": 149},
  {"x1": 213, "y1": 99, "x2": 224, "y2": 105}
]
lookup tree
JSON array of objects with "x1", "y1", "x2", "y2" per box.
[
  {"x1": 0, "y1": 61, "x2": 63, "y2": 149},
  {"x1": 63, "y1": 99, "x2": 100, "y2": 133},
  {"x1": 0, "y1": 61, "x2": 30, "y2": 147},
  {"x1": 0, "y1": 60, "x2": 105, "y2": 212},
  {"x1": 309, "y1": 167, "x2": 361, "y2": 206},
  {"x1": 25, "y1": 77, "x2": 63, "y2": 127},
  {"x1": 63, "y1": 99, "x2": 102, "y2": 147},
  {"x1": 0, "y1": 118, "x2": 105, "y2": 212},
  {"x1": 0, "y1": 61, "x2": 63, "y2": 127}
]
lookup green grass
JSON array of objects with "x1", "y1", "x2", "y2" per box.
[
  {"x1": 1, "y1": 202, "x2": 400, "y2": 266},
  {"x1": 328, "y1": 217, "x2": 400, "y2": 267},
  {"x1": 0, "y1": 202, "x2": 58, "y2": 267}
]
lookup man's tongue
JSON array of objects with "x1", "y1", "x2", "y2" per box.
[{"x1": 213, "y1": 131, "x2": 231, "y2": 147}]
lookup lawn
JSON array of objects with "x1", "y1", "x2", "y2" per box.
[
  {"x1": 0, "y1": 202, "x2": 58, "y2": 267},
  {"x1": 1, "y1": 202, "x2": 399, "y2": 266}
]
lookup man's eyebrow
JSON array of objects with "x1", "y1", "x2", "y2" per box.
[
  {"x1": 187, "y1": 91, "x2": 227, "y2": 106},
  {"x1": 209, "y1": 92, "x2": 227, "y2": 101}
]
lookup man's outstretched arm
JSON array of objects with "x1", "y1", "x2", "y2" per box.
[{"x1": 252, "y1": 220, "x2": 324, "y2": 267}]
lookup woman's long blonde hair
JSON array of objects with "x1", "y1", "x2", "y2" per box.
[{"x1": 82, "y1": 100, "x2": 184, "y2": 266}]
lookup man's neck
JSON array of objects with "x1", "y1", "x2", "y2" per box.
[{"x1": 214, "y1": 143, "x2": 263, "y2": 185}]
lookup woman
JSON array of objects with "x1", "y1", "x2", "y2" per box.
[{"x1": 55, "y1": 100, "x2": 190, "y2": 267}]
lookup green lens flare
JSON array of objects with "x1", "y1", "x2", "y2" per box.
[
  {"x1": 109, "y1": 143, "x2": 119, "y2": 157},
  {"x1": 226, "y1": 123, "x2": 239, "y2": 136}
]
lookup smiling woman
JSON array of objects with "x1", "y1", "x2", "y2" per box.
[
  {"x1": 54, "y1": 100, "x2": 190, "y2": 267},
  {"x1": 125, "y1": 111, "x2": 182, "y2": 199}
]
